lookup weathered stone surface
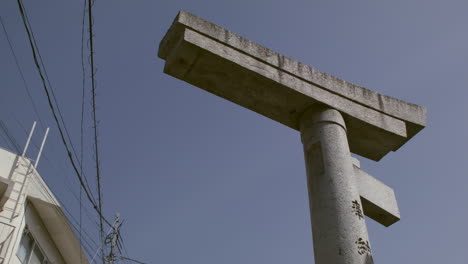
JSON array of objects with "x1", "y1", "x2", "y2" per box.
[
  {"x1": 351, "y1": 158, "x2": 400, "y2": 227},
  {"x1": 300, "y1": 107, "x2": 373, "y2": 264},
  {"x1": 158, "y1": 10, "x2": 427, "y2": 160}
]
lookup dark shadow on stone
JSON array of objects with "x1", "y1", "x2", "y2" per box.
[{"x1": 365, "y1": 254, "x2": 374, "y2": 264}]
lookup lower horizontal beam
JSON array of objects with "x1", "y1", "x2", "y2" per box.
[{"x1": 352, "y1": 158, "x2": 400, "y2": 227}]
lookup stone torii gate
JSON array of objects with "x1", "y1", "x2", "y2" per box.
[{"x1": 158, "y1": 11, "x2": 426, "y2": 264}]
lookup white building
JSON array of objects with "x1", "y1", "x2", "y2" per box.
[{"x1": 0, "y1": 147, "x2": 88, "y2": 263}]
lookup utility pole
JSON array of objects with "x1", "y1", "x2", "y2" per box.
[{"x1": 107, "y1": 213, "x2": 120, "y2": 264}]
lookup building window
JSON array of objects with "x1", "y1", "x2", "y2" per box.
[{"x1": 17, "y1": 229, "x2": 48, "y2": 264}]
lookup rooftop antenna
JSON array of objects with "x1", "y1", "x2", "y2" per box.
[
  {"x1": 34, "y1": 127, "x2": 49, "y2": 168},
  {"x1": 22, "y1": 121, "x2": 36, "y2": 157}
]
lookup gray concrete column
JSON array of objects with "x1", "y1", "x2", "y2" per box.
[{"x1": 300, "y1": 106, "x2": 373, "y2": 264}]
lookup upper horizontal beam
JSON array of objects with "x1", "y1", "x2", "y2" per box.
[{"x1": 158, "y1": 10, "x2": 427, "y2": 160}]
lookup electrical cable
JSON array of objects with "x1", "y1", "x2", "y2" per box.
[
  {"x1": 12, "y1": 113, "x2": 96, "y2": 207},
  {"x1": 2, "y1": 4, "x2": 110, "y2": 258},
  {"x1": 29, "y1": 172, "x2": 100, "y2": 249},
  {"x1": 0, "y1": 127, "x2": 18, "y2": 153},
  {"x1": 26, "y1": 166, "x2": 104, "y2": 261},
  {"x1": 118, "y1": 235, "x2": 131, "y2": 264},
  {"x1": 15, "y1": 0, "x2": 112, "y2": 228},
  {"x1": 14, "y1": 0, "x2": 95, "y2": 205},
  {"x1": 120, "y1": 256, "x2": 147, "y2": 264},
  {"x1": 86, "y1": 0, "x2": 106, "y2": 262},
  {"x1": 0, "y1": 15, "x2": 46, "y2": 130},
  {"x1": 30, "y1": 176, "x2": 98, "y2": 259},
  {"x1": 80, "y1": 0, "x2": 88, "y2": 262},
  {"x1": 12, "y1": 116, "x2": 104, "y2": 236},
  {"x1": 0, "y1": 120, "x2": 21, "y2": 153},
  {"x1": 20, "y1": 2, "x2": 83, "y2": 170},
  {"x1": 9, "y1": 2, "x2": 140, "y2": 262},
  {"x1": 89, "y1": 217, "x2": 118, "y2": 264},
  {"x1": 12, "y1": 116, "x2": 103, "y2": 233}
]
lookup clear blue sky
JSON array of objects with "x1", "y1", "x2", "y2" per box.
[{"x1": 1, "y1": 0, "x2": 467, "y2": 263}]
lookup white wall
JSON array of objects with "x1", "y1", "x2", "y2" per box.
[
  {"x1": 0, "y1": 147, "x2": 16, "y2": 181},
  {"x1": 0, "y1": 148, "x2": 87, "y2": 263},
  {"x1": 9, "y1": 203, "x2": 66, "y2": 264}
]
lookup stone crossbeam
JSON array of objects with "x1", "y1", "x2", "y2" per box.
[
  {"x1": 351, "y1": 157, "x2": 400, "y2": 227},
  {"x1": 158, "y1": 10, "x2": 427, "y2": 264},
  {"x1": 158, "y1": 10, "x2": 426, "y2": 161}
]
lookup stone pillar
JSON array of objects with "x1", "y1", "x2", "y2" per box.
[{"x1": 300, "y1": 106, "x2": 373, "y2": 264}]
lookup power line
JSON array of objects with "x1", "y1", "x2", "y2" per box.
[
  {"x1": 0, "y1": 15, "x2": 46, "y2": 129},
  {"x1": 13, "y1": 130, "x2": 104, "y2": 260},
  {"x1": 90, "y1": 217, "x2": 119, "y2": 264},
  {"x1": 10, "y1": 115, "x2": 103, "y2": 235},
  {"x1": 0, "y1": 130, "x2": 16, "y2": 152},
  {"x1": 120, "y1": 256, "x2": 147, "y2": 264},
  {"x1": 10, "y1": 3, "x2": 137, "y2": 263},
  {"x1": 0, "y1": 146, "x2": 99, "y2": 261},
  {"x1": 103, "y1": 215, "x2": 147, "y2": 264},
  {"x1": 118, "y1": 236, "x2": 132, "y2": 264},
  {"x1": 0, "y1": 120, "x2": 21, "y2": 153},
  {"x1": 15, "y1": 0, "x2": 111, "y2": 229},
  {"x1": 29, "y1": 173, "x2": 100, "y2": 251},
  {"x1": 80, "y1": 0, "x2": 88, "y2": 262},
  {"x1": 86, "y1": 0, "x2": 106, "y2": 262},
  {"x1": 11, "y1": 121, "x2": 113, "y2": 262},
  {"x1": 30, "y1": 179, "x2": 98, "y2": 260},
  {"x1": 118, "y1": 236, "x2": 144, "y2": 264},
  {"x1": 12, "y1": 115, "x2": 95, "y2": 201},
  {"x1": 20, "y1": 2, "x2": 83, "y2": 169},
  {"x1": 13, "y1": 112, "x2": 96, "y2": 210},
  {"x1": 11, "y1": 114, "x2": 105, "y2": 262}
]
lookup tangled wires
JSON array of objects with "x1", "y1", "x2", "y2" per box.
[{"x1": 104, "y1": 215, "x2": 123, "y2": 263}]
